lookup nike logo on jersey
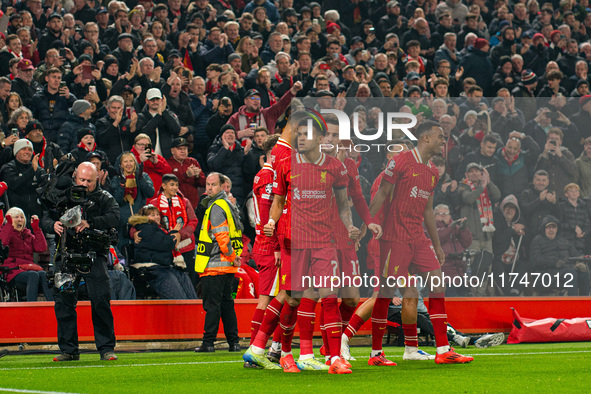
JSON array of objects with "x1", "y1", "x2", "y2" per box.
[{"x1": 412, "y1": 173, "x2": 420, "y2": 176}]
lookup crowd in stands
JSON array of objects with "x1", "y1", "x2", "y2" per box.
[{"x1": 1, "y1": 0, "x2": 591, "y2": 300}]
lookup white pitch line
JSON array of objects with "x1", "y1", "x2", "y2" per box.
[
  {"x1": 0, "y1": 388, "x2": 77, "y2": 394},
  {"x1": 0, "y1": 350, "x2": 590, "y2": 372},
  {"x1": 0, "y1": 360, "x2": 244, "y2": 371}
]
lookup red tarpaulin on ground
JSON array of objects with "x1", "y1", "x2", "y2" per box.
[{"x1": 507, "y1": 308, "x2": 591, "y2": 344}]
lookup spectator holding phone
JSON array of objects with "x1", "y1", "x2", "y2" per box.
[
  {"x1": 0, "y1": 207, "x2": 53, "y2": 302},
  {"x1": 30, "y1": 68, "x2": 76, "y2": 144},
  {"x1": 131, "y1": 133, "x2": 172, "y2": 198},
  {"x1": 534, "y1": 128, "x2": 576, "y2": 197},
  {"x1": 520, "y1": 170, "x2": 561, "y2": 249}
]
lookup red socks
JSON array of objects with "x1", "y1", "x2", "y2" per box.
[
  {"x1": 339, "y1": 302, "x2": 357, "y2": 330},
  {"x1": 319, "y1": 304, "x2": 329, "y2": 355},
  {"x1": 272, "y1": 324, "x2": 282, "y2": 343},
  {"x1": 345, "y1": 313, "x2": 367, "y2": 340},
  {"x1": 252, "y1": 298, "x2": 283, "y2": 349},
  {"x1": 321, "y1": 297, "x2": 342, "y2": 359},
  {"x1": 402, "y1": 323, "x2": 418, "y2": 348},
  {"x1": 249, "y1": 308, "x2": 265, "y2": 345},
  {"x1": 279, "y1": 303, "x2": 298, "y2": 353},
  {"x1": 428, "y1": 293, "x2": 449, "y2": 348},
  {"x1": 371, "y1": 297, "x2": 390, "y2": 351},
  {"x1": 297, "y1": 298, "x2": 317, "y2": 357}
]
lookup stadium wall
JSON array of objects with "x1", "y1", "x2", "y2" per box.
[{"x1": 1, "y1": 298, "x2": 590, "y2": 344}]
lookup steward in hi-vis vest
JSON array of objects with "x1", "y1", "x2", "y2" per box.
[
  {"x1": 195, "y1": 194, "x2": 243, "y2": 275},
  {"x1": 194, "y1": 173, "x2": 242, "y2": 353}
]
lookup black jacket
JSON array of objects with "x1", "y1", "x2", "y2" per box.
[
  {"x1": 559, "y1": 199, "x2": 591, "y2": 252},
  {"x1": 31, "y1": 138, "x2": 64, "y2": 172},
  {"x1": 95, "y1": 114, "x2": 132, "y2": 164},
  {"x1": 520, "y1": 187, "x2": 562, "y2": 242},
  {"x1": 130, "y1": 218, "x2": 176, "y2": 266},
  {"x1": 0, "y1": 159, "x2": 48, "y2": 220},
  {"x1": 41, "y1": 182, "x2": 120, "y2": 252},
  {"x1": 530, "y1": 222, "x2": 578, "y2": 273},
  {"x1": 207, "y1": 136, "x2": 256, "y2": 205},
  {"x1": 459, "y1": 47, "x2": 494, "y2": 96},
  {"x1": 10, "y1": 77, "x2": 42, "y2": 108},
  {"x1": 58, "y1": 112, "x2": 98, "y2": 153},
  {"x1": 30, "y1": 87, "x2": 77, "y2": 143},
  {"x1": 136, "y1": 105, "x2": 182, "y2": 159},
  {"x1": 161, "y1": 84, "x2": 195, "y2": 137}
]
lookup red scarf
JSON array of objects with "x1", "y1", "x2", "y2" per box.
[
  {"x1": 34, "y1": 138, "x2": 48, "y2": 169},
  {"x1": 501, "y1": 147, "x2": 520, "y2": 166},
  {"x1": 7, "y1": 49, "x2": 22, "y2": 59},
  {"x1": 205, "y1": 80, "x2": 220, "y2": 95},
  {"x1": 462, "y1": 178, "x2": 495, "y2": 232},
  {"x1": 78, "y1": 141, "x2": 97, "y2": 152},
  {"x1": 275, "y1": 71, "x2": 293, "y2": 88},
  {"x1": 267, "y1": 89, "x2": 277, "y2": 106},
  {"x1": 157, "y1": 193, "x2": 188, "y2": 231}
]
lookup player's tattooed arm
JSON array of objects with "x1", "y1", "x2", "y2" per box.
[
  {"x1": 335, "y1": 187, "x2": 359, "y2": 239},
  {"x1": 264, "y1": 194, "x2": 286, "y2": 236},
  {"x1": 368, "y1": 179, "x2": 394, "y2": 217},
  {"x1": 424, "y1": 194, "x2": 445, "y2": 265}
]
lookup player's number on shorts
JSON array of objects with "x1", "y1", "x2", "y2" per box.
[
  {"x1": 350, "y1": 260, "x2": 360, "y2": 276},
  {"x1": 331, "y1": 260, "x2": 338, "y2": 277}
]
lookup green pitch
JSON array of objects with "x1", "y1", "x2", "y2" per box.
[{"x1": 0, "y1": 342, "x2": 590, "y2": 393}]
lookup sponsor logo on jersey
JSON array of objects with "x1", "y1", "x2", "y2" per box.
[
  {"x1": 301, "y1": 190, "x2": 327, "y2": 199},
  {"x1": 293, "y1": 187, "x2": 301, "y2": 200},
  {"x1": 410, "y1": 186, "x2": 430, "y2": 199}
]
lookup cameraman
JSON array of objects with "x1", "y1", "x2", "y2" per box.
[{"x1": 41, "y1": 162, "x2": 120, "y2": 362}]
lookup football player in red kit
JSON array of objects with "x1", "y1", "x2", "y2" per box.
[
  {"x1": 319, "y1": 115, "x2": 382, "y2": 362},
  {"x1": 367, "y1": 120, "x2": 473, "y2": 365},
  {"x1": 264, "y1": 110, "x2": 359, "y2": 374},
  {"x1": 248, "y1": 134, "x2": 281, "y2": 358}
]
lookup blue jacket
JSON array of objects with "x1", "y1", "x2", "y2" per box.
[
  {"x1": 128, "y1": 217, "x2": 176, "y2": 266},
  {"x1": 243, "y1": 0, "x2": 280, "y2": 24},
  {"x1": 57, "y1": 111, "x2": 97, "y2": 153}
]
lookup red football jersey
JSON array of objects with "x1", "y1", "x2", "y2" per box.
[
  {"x1": 381, "y1": 148, "x2": 439, "y2": 242},
  {"x1": 253, "y1": 163, "x2": 279, "y2": 255},
  {"x1": 270, "y1": 137, "x2": 292, "y2": 239},
  {"x1": 330, "y1": 157, "x2": 372, "y2": 250},
  {"x1": 289, "y1": 152, "x2": 348, "y2": 249}
]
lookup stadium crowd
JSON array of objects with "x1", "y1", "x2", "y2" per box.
[{"x1": 1, "y1": 0, "x2": 591, "y2": 302}]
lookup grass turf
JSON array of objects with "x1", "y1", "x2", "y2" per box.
[{"x1": 0, "y1": 341, "x2": 590, "y2": 393}]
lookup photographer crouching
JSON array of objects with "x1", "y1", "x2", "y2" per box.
[{"x1": 41, "y1": 162, "x2": 120, "y2": 362}]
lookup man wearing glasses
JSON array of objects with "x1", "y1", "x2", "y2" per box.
[{"x1": 80, "y1": 22, "x2": 109, "y2": 61}]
